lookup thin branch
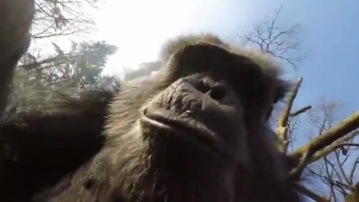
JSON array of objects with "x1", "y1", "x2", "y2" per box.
[
  {"x1": 291, "y1": 110, "x2": 359, "y2": 161},
  {"x1": 293, "y1": 182, "x2": 331, "y2": 202},
  {"x1": 238, "y1": 6, "x2": 302, "y2": 67},
  {"x1": 19, "y1": 54, "x2": 80, "y2": 70},
  {"x1": 310, "y1": 131, "x2": 359, "y2": 162},
  {"x1": 276, "y1": 77, "x2": 303, "y2": 153},
  {"x1": 289, "y1": 146, "x2": 311, "y2": 178},
  {"x1": 32, "y1": 0, "x2": 96, "y2": 39},
  {"x1": 290, "y1": 106, "x2": 312, "y2": 117},
  {"x1": 324, "y1": 161, "x2": 339, "y2": 202},
  {"x1": 334, "y1": 150, "x2": 351, "y2": 185},
  {"x1": 349, "y1": 157, "x2": 359, "y2": 183},
  {"x1": 306, "y1": 167, "x2": 350, "y2": 196}
]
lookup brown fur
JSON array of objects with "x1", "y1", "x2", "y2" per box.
[
  {"x1": 32, "y1": 34, "x2": 299, "y2": 202},
  {"x1": 1, "y1": 33, "x2": 299, "y2": 202},
  {"x1": 0, "y1": 0, "x2": 34, "y2": 118},
  {"x1": 0, "y1": 1, "x2": 35, "y2": 201}
]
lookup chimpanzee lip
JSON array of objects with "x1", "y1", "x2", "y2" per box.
[{"x1": 140, "y1": 106, "x2": 232, "y2": 159}]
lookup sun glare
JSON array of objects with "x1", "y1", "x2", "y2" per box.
[{"x1": 93, "y1": 0, "x2": 202, "y2": 78}]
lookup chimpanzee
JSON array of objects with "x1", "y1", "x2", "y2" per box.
[{"x1": 0, "y1": 1, "x2": 299, "y2": 202}]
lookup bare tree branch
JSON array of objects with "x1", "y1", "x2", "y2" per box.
[
  {"x1": 294, "y1": 182, "x2": 331, "y2": 202},
  {"x1": 32, "y1": 0, "x2": 97, "y2": 39},
  {"x1": 276, "y1": 77, "x2": 303, "y2": 153},
  {"x1": 310, "y1": 131, "x2": 359, "y2": 162},
  {"x1": 334, "y1": 150, "x2": 353, "y2": 186},
  {"x1": 290, "y1": 106, "x2": 312, "y2": 117},
  {"x1": 291, "y1": 110, "x2": 359, "y2": 159},
  {"x1": 349, "y1": 157, "x2": 359, "y2": 184},
  {"x1": 240, "y1": 6, "x2": 303, "y2": 68}
]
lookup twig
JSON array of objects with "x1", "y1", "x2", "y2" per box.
[
  {"x1": 310, "y1": 131, "x2": 359, "y2": 162},
  {"x1": 349, "y1": 157, "x2": 359, "y2": 184},
  {"x1": 288, "y1": 147, "x2": 311, "y2": 179},
  {"x1": 276, "y1": 77, "x2": 303, "y2": 153},
  {"x1": 293, "y1": 182, "x2": 331, "y2": 202},
  {"x1": 290, "y1": 106, "x2": 312, "y2": 117},
  {"x1": 291, "y1": 110, "x2": 359, "y2": 160}
]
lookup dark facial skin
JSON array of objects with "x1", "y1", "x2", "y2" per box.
[
  {"x1": 141, "y1": 43, "x2": 257, "y2": 165},
  {"x1": 132, "y1": 43, "x2": 296, "y2": 202}
]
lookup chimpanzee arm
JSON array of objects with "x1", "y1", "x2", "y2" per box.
[{"x1": 0, "y1": 0, "x2": 34, "y2": 118}]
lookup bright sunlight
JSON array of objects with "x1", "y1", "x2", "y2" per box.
[{"x1": 91, "y1": 0, "x2": 253, "y2": 78}]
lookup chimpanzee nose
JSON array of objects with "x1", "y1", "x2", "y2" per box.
[{"x1": 195, "y1": 77, "x2": 230, "y2": 103}]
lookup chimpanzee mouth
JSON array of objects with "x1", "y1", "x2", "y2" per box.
[{"x1": 140, "y1": 106, "x2": 231, "y2": 159}]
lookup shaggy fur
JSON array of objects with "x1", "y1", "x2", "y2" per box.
[{"x1": 1, "y1": 34, "x2": 300, "y2": 202}]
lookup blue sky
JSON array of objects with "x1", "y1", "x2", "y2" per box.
[
  {"x1": 92, "y1": 0, "x2": 359, "y2": 144},
  {"x1": 281, "y1": 1, "x2": 359, "y2": 120},
  {"x1": 92, "y1": 0, "x2": 358, "y2": 125}
]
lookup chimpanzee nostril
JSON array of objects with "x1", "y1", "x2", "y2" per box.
[
  {"x1": 195, "y1": 78, "x2": 228, "y2": 102},
  {"x1": 196, "y1": 79, "x2": 212, "y2": 94},
  {"x1": 208, "y1": 85, "x2": 227, "y2": 101}
]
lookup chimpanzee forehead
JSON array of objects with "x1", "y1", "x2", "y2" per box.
[
  {"x1": 164, "y1": 42, "x2": 260, "y2": 77},
  {"x1": 160, "y1": 39, "x2": 288, "y2": 104}
]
